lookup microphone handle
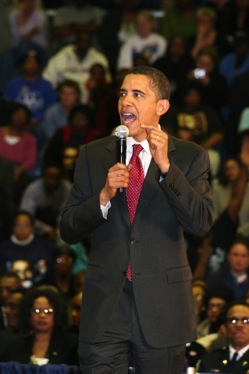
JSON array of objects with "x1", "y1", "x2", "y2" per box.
[{"x1": 118, "y1": 137, "x2": 126, "y2": 192}]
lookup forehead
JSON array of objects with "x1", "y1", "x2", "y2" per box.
[
  {"x1": 33, "y1": 296, "x2": 51, "y2": 306},
  {"x1": 227, "y1": 305, "x2": 249, "y2": 317},
  {"x1": 121, "y1": 74, "x2": 152, "y2": 93},
  {"x1": 229, "y1": 243, "x2": 249, "y2": 254}
]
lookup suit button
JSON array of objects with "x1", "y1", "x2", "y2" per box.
[{"x1": 130, "y1": 239, "x2": 136, "y2": 244}]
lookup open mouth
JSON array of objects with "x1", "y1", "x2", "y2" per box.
[{"x1": 122, "y1": 112, "x2": 137, "y2": 124}]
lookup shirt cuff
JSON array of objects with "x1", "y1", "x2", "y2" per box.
[{"x1": 100, "y1": 201, "x2": 111, "y2": 219}]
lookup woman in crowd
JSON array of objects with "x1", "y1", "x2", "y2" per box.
[{"x1": 1, "y1": 286, "x2": 79, "y2": 366}]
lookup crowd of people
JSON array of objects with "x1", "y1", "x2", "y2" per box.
[{"x1": 0, "y1": 0, "x2": 249, "y2": 372}]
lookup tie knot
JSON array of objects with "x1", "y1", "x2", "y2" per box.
[{"x1": 132, "y1": 144, "x2": 143, "y2": 157}]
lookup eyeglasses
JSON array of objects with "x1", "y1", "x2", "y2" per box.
[
  {"x1": 33, "y1": 308, "x2": 54, "y2": 315},
  {"x1": 226, "y1": 317, "x2": 249, "y2": 325}
]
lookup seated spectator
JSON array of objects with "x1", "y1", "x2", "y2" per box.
[
  {"x1": 4, "y1": 50, "x2": 56, "y2": 133},
  {"x1": 43, "y1": 29, "x2": 111, "y2": 102},
  {"x1": 1, "y1": 286, "x2": 79, "y2": 366},
  {"x1": 152, "y1": 35, "x2": 195, "y2": 101},
  {"x1": 219, "y1": 31, "x2": 249, "y2": 86},
  {"x1": 198, "y1": 300, "x2": 249, "y2": 373},
  {"x1": 117, "y1": 10, "x2": 167, "y2": 71},
  {"x1": 197, "y1": 286, "x2": 234, "y2": 338},
  {"x1": 51, "y1": 0, "x2": 104, "y2": 49},
  {"x1": 0, "y1": 103, "x2": 37, "y2": 192},
  {"x1": 97, "y1": 0, "x2": 139, "y2": 77},
  {"x1": 0, "y1": 273, "x2": 22, "y2": 330},
  {"x1": 159, "y1": 0, "x2": 197, "y2": 45},
  {"x1": 19, "y1": 163, "x2": 71, "y2": 240},
  {"x1": 41, "y1": 79, "x2": 81, "y2": 141},
  {"x1": 206, "y1": 238, "x2": 249, "y2": 300},
  {"x1": 84, "y1": 62, "x2": 112, "y2": 107},
  {"x1": 43, "y1": 103, "x2": 99, "y2": 166},
  {"x1": 9, "y1": 0, "x2": 47, "y2": 54},
  {"x1": 46, "y1": 247, "x2": 77, "y2": 299},
  {"x1": 161, "y1": 82, "x2": 224, "y2": 178},
  {"x1": 0, "y1": 210, "x2": 56, "y2": 284},
  {"x1": 0, "y1": 289, "x2": 25, "y2": 360},
  {"x1": 225, "y1": 70, "x2": 249, "y2": 155},
  {"x1": 189, "y1": 7, "x2": 218, "y2": 60},
  {"x1": 183, "y1": 47, "x2": 228, "y2": 119}
]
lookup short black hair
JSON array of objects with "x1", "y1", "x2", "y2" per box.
[{"x1": 125, "y1": 65, "x2": 171, "y2": 100}]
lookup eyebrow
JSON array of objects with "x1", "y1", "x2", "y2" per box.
[{"x1": 120, "y1": 88, "x2": 146, "y2": 96}]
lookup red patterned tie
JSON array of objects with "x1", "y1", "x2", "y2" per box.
[{"x1": 125, "y1": 144, "x2": 144, "y2": 281}]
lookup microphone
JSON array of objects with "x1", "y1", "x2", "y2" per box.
[{"x1": 115, "y1": 125, "x2": 129, "y2": 192}]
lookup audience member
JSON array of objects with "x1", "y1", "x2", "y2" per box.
[
  {"x1": 183, "y1": 47, "x2": 228, "y2": 119},
  {"x1": 225, "y1": 71, "x2": 249, "y2": 155},
  {"x1": 0, "y1": 289, "x2": 25, "y2": 360},
  {"x1": 0, "y1": 211, "x2": 56, "y2": 283},
  {"x1": 206, "y1": 238, "x2": 249, "y2": 300},
  {"x1": 19, "y1": 163, "x2": 71, "y2": 240},
  {"x1": 1, "y1": 286, "x2": 79, "y2": 366},
  {"x1": 4, "y1": 50, "x2": 56, "y2": 129},
  {"x1": 43, "y1": 29, "x2": 111, "y2": 101},
  {"x1": 160, "y1": 0, "x2": 197, "y2": 44},
  {"x1": 219, "y1": 31, "x2": 249, "y2": 86},
  {"x1": 97, "y1": 0, "x2": 139, "y2": 76},
  {"x1": 189, "y1": 7, "x2": 218, "y2": 60},
  {"x1": 47, "y1": 247, "x2": 77, "y2": 298},
  {"x1": 9, "y1": 0, "x2": 47, "y2": 53},
  {"x1": 198, "y1": 300, "x2": 249, "y2": 373},
  {"x1": 51, "y1": 0, "x2": 104, "y2": 49},
  {"x1": 84, "y1": 62, "x2": 112, "y2": 107},
  {"x1": 0, "y1": 272, "x2": 22, "y2": 330},
  {"x1": 41, "y1": 79, "x2": 81, "y2": 141},
  {"x1": 0, "y1": 103, "x2": 38, "y2": 204},
  {"x1": 117, "y1": 10, "x2": 167, "y2": 71},
  {"x1": 43, "y1": 103, "x2": 98, "y2": 166},
  {"x1": 161, "y1": 81, "x2": 224, "y2": 178},
  {"x1": 152, "y1": 35, "x2": 194, "y2": 100},
  {"x1": 197, "y1": 286, "x2": 234, "y2": 338}
]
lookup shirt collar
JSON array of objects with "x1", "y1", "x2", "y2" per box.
[{"x1": 229, "y1": 344, "x2": 249, "y2": 359}]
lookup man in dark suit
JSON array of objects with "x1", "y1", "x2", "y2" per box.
[
  {"x1": 59, "y1": 66, "x2": 214, "y2": 373},
  {"x1": 198, "y1": 300, "x2": 249, "y2": 373}
]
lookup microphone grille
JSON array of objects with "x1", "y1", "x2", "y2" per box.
[{"x1": 115, "y1": 125, "x2": 129, "y2": 138}]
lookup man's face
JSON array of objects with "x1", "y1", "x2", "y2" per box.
[
  {"x1": 225, "y1": 305, "x2": 249, "y2": 349},
  {"x1": 60, "y1": 86, "x2": 79, "y2": 109},
  {"x1": 0, "y1": 277, "x2": 21, "y2": 304},
  {"x1": 207, "y1": 297, "x2": 227, "y2": 322},
  {"x1": 13, "y1": 214, "x2": 33, "y2": 241},
  {"x1": 118, "y1": 74, "x2": 168, "y2": 142},
  {"x1": 227, "y1": 243, "x2": 249, "y2": 273}
]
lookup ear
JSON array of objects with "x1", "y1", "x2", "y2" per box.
[{"x1": 156, "y1": 99, "x2": 170, "y2": 116}]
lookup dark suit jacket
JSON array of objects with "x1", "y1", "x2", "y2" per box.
[
  {"x1": 198, "y1": 346, "x2": 249, "y2": 373},
  {"x1": 1, "y1": 330, "x2": 79, "y2": 366},
  {"x1": 59, "y1": 135, "x2": 214, "y2": 347}
]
